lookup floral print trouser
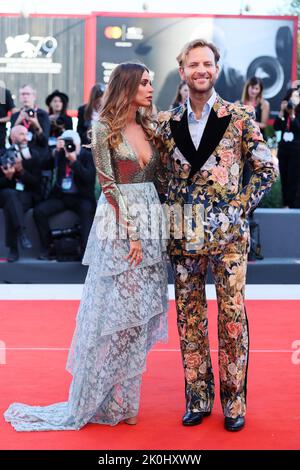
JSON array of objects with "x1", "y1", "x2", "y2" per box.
[{"x1": 171, "y1": 250, "x2": 249, "y2": 419}]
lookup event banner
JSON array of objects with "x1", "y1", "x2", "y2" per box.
[
  {"x1": 96, "y1": 14, "x2": 296, "y2": 117},
  {"x1": 0, "y1": 17, "x2": 85, "y2": 110}
]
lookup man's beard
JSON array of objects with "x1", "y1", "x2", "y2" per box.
[
  {"x1": 19, "y1": 143, "x2": 28, "y2": 149},
  {"x1": 188, "y1": 77, "x2": 215, "y2": 94}
]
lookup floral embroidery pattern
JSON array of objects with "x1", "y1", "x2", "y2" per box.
[
  {"x1": 171, "y1": 251, "x2": 249, "y2": 418},
  {"x1": 157, "y1": 95, "x2": 279, "y2": 256}
]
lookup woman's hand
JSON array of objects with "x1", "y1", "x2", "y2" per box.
[{"x1": 125, "y1": 240, "x2": 143, "y2": 268}]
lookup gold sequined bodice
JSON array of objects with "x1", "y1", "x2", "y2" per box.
[{"x1": 91, "y1": 121, "x2": 167, "y2": 233}]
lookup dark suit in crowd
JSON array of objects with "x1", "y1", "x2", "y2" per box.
[
  {"x1": 33, "y1": 147, "x2": 96, "y2": 255},
  {"x1": 11, "y1": 109, "x2": 50, "y2": 161},
  {"x1": 0, "y1": 147, "x2": 41, "y2": 251}
]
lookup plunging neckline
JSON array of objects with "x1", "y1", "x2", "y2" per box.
[{"x1": 122, "y1": 132, "x2": 155, "y2": 171}]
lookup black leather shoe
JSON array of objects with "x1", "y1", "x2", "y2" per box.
[
  {"x1": 182, "y1": 410, "x2": 211, "y2": 426},
  {"x1": 7, "y1": 249, "x2": 19, "y2": 263},
  {"x1": 224, "y1": 416, "x2": 245, "y2": 432},
  {"x1": 18, "y1": 229, "x2": 32, "y2": 249}
]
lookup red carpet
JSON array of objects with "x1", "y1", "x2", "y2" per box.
[{"x1": 0, "y1": 299, "x2": 299, "y2": 450}]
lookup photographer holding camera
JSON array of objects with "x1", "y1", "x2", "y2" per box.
[
  {"x1": 274, "y1": 87, "x2": 300, "y2": 208},
  {"x1": 46, "y1": 90, "x2": 73, "y2": 150},
  {"x1": 33, "y1": 130, "x2": 96, "y2": 260},
  {"x1": 11, "y1": 85, "x2": 50, "y2": 161},
  {"x1": 0, "y1": 125, "x2": 42, "y2": 262},
  {"x1": 42, "y1": 90, "x2": 74, "y2": 201}
]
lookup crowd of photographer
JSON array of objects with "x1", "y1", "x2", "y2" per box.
[{"x1": 0, "y1": 83, "x2": 105, "y2": 262}]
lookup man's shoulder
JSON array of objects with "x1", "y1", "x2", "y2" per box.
[
  {"x1": 157, "y1": 105, "x2": 184, "y2": 124},
  {"x1": 28, "y1": 147, "x2": 40, "y2": 160},
  {"x1": 36, "y1": 108, "x2": 49, "y2": 117},
  {"x1": 11, "y1": 110, "x2": 20, "y2": 120},
  {"x1": 157, "y1": 110, "x2": 172, "y2": 124},
  {"x1": 220, "y1": 99, "x2": 255, "y2": 120}
]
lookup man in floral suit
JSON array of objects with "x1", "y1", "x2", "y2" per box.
[{"x1": 158, "y1": 39, "x2": 278, "y2": 431}]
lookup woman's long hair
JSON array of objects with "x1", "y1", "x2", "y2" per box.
[
  {"x1": 84, "y1": 83, "x2": 105, "y2": 121},
  {"x1": 282, "y1": 88, "x2": 300, "y2": 116},
  {"x1": 48, "y1": 100, "x2": 68, "y2": 116},
  {"x1": 241, "y1": 76, "x2": 264, "y2": 104},
  {"x1": 171, "y1": 80, "x2": 187, "y2": 108},
  {"x1": 99, "y1": 62, "x2": 156, "y2": 150}
]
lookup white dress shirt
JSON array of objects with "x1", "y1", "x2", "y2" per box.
[{"x1": 187, "y1": 89, "x2": 217, "y2": 150}]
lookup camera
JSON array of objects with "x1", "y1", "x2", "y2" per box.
[
  {"x1": 0, "y1": 147, "x2": 17, "y2": 169},
  {"x1": 26, "y1": 108, "x2": 35, "y2": 118},
  {"x1": 62, "y1": 138, "x2": 76, "y2": 153},
  {"x1": 50, "y1": 116, "x2": 66, "y2": 138},
  {"x1": 287, "y1": 100, "x2": 295, "y2": 110}
]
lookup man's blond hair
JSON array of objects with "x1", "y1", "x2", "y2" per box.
[{"x1": 176, "y1": 39, "x2": 220, "y2": 67}]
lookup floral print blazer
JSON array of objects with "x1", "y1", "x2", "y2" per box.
[{"x1": 157, "y1": 94, "x2": 279, "y2": 255}]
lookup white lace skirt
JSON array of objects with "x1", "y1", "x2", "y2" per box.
[{"x1": 4, "y1": 183, "x2": 169, "y2": 431}]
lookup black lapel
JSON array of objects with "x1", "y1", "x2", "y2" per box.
[
  {"x1": 170, "y1": 106, "x2": 232, "y2": 178},
  {"x1": 194, "y1": 108, "x2": 232, "y2": 176},
  {"x1": 169, "y1": 110, "x2": 198, "y2": 169}
]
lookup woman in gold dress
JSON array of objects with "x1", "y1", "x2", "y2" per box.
[{"x1": 4, "y1": 63, "x2": 169, "y2": 431}]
